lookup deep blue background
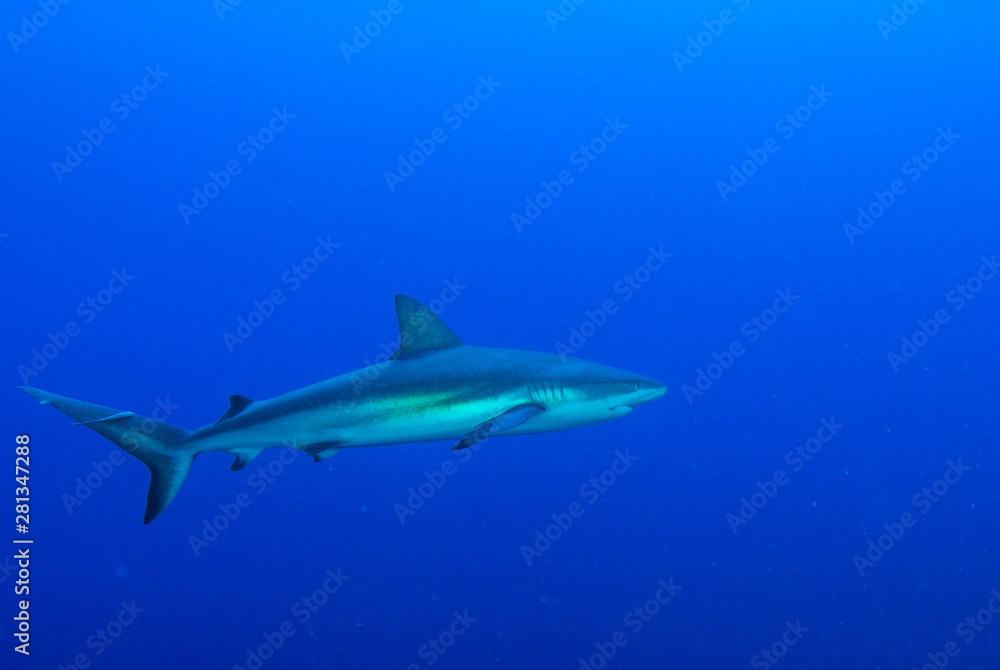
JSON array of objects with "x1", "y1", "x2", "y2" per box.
[{"x1": 2, "y1": 0, "x2": 999, "y2": 668}]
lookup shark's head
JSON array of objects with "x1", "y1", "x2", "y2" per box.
[
  {"x1": 388, "y1": 295, "x2": 667, "y2": 437},
  {"x1": 515, "y1": 357, "x2": 667, "y2": 433},
  {"x1": 598, "y1": 374, "x2": 668, "y2": 415},
  {"x1": 576, "y1": 368, "x2": 667, "y2": 418}
]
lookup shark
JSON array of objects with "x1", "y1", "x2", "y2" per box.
[{"x1": 20, "y1": 295, "x2": 666, "y2": 524}]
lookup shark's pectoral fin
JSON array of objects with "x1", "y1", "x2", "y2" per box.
[
  {"x1": 216, "y1": 394, "x2": 254, "y2": 425},
  {"x1": 451, "y1": 403, "x2": 545, "y2": 450}
]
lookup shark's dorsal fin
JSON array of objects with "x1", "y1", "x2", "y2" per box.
[
  {"x1": 217, "y1": 394, "x2": 254, "y2": 424},
  {"x1": 390, "y1": 294, "x2": 464, "y2": 360}
]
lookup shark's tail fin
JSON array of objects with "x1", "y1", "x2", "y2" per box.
[{"x1": 19, "y1": 386, "x2": 193, "y2": 524}]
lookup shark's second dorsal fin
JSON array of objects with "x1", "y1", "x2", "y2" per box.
[
  {"x1": 390, "y1": 294, "x2": 464, "y2": 360},
  {"x1": 217, "y1": 394, "x2": 254, "y2": 424}
]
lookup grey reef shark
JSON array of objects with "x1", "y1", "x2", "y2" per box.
[{"x1": 21, "y1": 295, "x2": 666, "y2": 523}]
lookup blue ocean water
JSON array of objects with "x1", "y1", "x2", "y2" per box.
[{"x1": 2, "y1": 0, "x2": 999, "y2": 668}]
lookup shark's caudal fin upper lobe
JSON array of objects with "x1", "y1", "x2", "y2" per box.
[{"x1": 19, "y1": 386, "x2": 192, "y2": 524}]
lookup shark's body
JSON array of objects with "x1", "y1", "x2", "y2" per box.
[{"x1": 21, "y1": 295, "x2": 665, "y2": 523}]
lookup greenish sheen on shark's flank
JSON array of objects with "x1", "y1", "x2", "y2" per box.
[{"x1": 20, "y1": 294, "x2": 665, "y2": 524}]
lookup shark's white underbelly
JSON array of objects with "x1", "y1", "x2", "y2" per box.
[{"x1": 215, "y1": 394, "x2": 509, "y2": 451}]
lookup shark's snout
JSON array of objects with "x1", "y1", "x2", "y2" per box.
[
  {"x1": 632, "y1": 378, "x2": 667, "y2": 405},
  {"x1": 606, "y1": 377, "x2": 666, "y2": 411}
]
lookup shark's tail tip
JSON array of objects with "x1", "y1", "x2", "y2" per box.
[{"x1": 18, "y1": 386, "x2": 51, "y2": 403}]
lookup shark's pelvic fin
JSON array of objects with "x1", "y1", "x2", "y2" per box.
[
  {"x1": 312, "y1": 447, "x2": 342, "y2": 463},
  {"x1": 217, "y1": 394, "x2": 254, "y2": 424},
  {"x1": 451, "y1": 403, "x2": 545, "y2": 450},
  {"x1": 390, "y1": 294, "x2": 464, "y2": 360},
  {"x1": 303, "y1": 440, "x2": 346, "y2": 463},
  {"x1": 18, "y1": 386, "x2": 192, "y2": 524}
]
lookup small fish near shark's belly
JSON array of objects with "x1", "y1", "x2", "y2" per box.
[
  {"x1": 330, "y1": 394, "x2": 628, "y2": 446},
  {"x1": 343, "y1": 399, "x2": 627, "y2": 445},
  {"x1": 492, "y1": 401, "x2": 633, "y2": 436}
]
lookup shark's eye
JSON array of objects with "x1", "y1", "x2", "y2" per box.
[{"x1": 634, "y1": 383, "x2": 642, "y2": 390}]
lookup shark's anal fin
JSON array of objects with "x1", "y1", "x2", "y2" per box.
[
  {"x1": 451, "y1": 403, "x2": 545, "y2": 450},
  {"x1": 390, "y1": 295, "x2": 464, "y2": 360},
  {"x1": 230, "y1": 453, "x2": 255, "y2": 471},
  {"x1": 217, "y1": 395, "x2": 254, "y2": 425}
]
